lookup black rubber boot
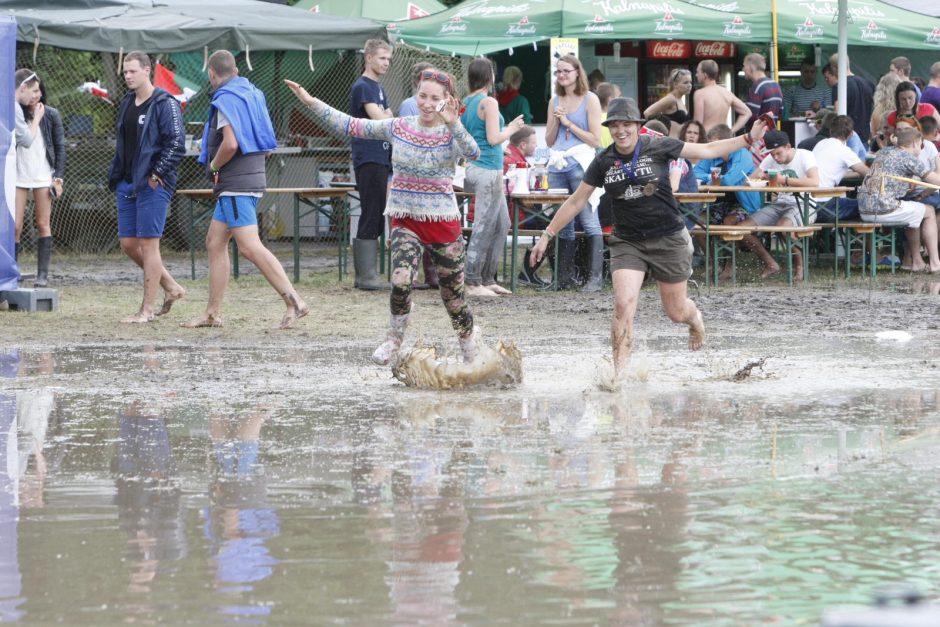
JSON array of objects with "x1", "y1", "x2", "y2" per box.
[
  {"x1": 552, "y1": 239, "x2": 578, "y2": 290},
  {"x1": 14, "y1": 242, "x2": 19, "y2": 262},
  {"x1": 353, "y1": 238, "x2": 390, "y2": 291},
  {"x1": 518, "y1": 249, "x2": 549, "y2": 287},
  {"x1": 35, "y1": 236, "x2": 52, "y2": 287},
  {"x1": 580, "y1": 235, "x2": 604, "y2": 292}
]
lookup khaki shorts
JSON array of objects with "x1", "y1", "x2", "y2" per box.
[{"x1": 609, "y1": 230, "x2": 693, "y2": 283}]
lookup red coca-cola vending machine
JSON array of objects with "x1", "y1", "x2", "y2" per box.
[{"x1": 641, "y1": 40, "x2": 737, "y2": 115}]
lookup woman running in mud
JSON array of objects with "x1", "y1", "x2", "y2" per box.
[
  {"x1": 531, "y1": 98, "x2": 768, "y2": 377},
  {"x1": 284, "y1": 71, "x2": 482, "y2": 365}
]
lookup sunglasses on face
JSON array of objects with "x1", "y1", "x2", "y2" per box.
[{"x1": 420, "y1": 69, "x2": 453, "y2": 91}]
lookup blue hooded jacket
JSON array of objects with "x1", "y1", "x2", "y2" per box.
[
  {"x1": 108, "y1": 88, "x2": 185, "y2": 193},
  {"x1": 198, "y1": 76, "x2": 277, "y2": 165}
]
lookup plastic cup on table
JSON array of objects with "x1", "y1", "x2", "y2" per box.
[
  {"x1": 710, "y1": 167, "x2": 721, "y2": 185},
  {"x1": 767, "y1": 170, "x2": 778, "y2": 185}
]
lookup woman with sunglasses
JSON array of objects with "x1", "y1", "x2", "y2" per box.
[
  {"x1": 14, "y1": 70, "x2": 64, "y2": 288},
  {"x1": 885, "y1": 80, "x2": 940, "y2": 145},
  {"x1": 546, "y1": 54, "x2": 604, "y2": 291},
  {"x1": 461, "y1": 58, "x2": 525, "y2": 297},
  {"x1": 643, "y1": 69, "x2": 693, "y2": 137},
  {"x1": 285, "y1": 70, "x2": 484, "y2": 365}
]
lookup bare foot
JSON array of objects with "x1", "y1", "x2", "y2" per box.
[
  {"x1": 155, "y1": 287, "x2": 187, "y2": 316},
  {"x1": 279, "y1": 293, "x2": 310, "y2": 329},
  {"x1": 688, "y1": 310, "x2": 706, "y2": 351},
  {"x1": 180, "y1": 313, "x2": 223, "y2": 328},
  {"x1": 929, "y1": 262, "x2": 940, "y2": 274},
  {"x1": 718, "y1": 265, "x2": 733, "y2": 281},
  {"x1": 911, "y1": 262, "x2": 928, "y2": 273},
  {"x1": 760, "y1": 263, "x2": 781, "y2": 279},
  {"x1": 465, "y1": 284, "x2": 497, "y2": 297},
  {"x1": 484, "y1": 283, "x2": 512, "y2": 295},
  {"x1": 121, "y1": 311, "x2": 155, "y2": 324}
]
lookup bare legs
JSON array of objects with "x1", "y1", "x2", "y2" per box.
[
  {"x1": 120, "y1": 236, "x2": 182, "y2": 323},
  {"x1": 182, "y1": 221, "x2": 307, "y2": 329},
  {"x1": 610, "y1": 269, "x2": 704, "y2": 377},
  {"x1": 903, "y1": 206, "x2": 940, "y2": 272}
]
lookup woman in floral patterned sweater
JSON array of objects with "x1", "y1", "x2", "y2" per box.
[{"x1": 285, "y1": 71, "x2": 482, "y2": 365}]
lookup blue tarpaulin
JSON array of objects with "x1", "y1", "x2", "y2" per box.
[{"x1": 0, "y1": 16, "x2": 18, "y2": 291}]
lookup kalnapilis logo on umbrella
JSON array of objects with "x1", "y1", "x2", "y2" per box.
[
  {"x1": 796, "y1": 17, "x2": 825, "y2": 40},
  {"x1": 655, "y1": 12, "x2": 683, "y2": 34},
  {"x1": 584, "y1": 15, "x2": 613, "y2": 34},
  {"x1": 723, "y1": 15, "x2": 752, "y2": 38},
  {"x1": 925, "y1": 26, "x2": 940, "y2": 46},
  {"x1": 440, "y1": 16, "x2": 468, "y2": 34},
  {"x1": 860, "y1": 20, "x2": 886, "y2": 42},
  {"x1": 507, "y1": 15, "x2": 537, "y2": 35}
]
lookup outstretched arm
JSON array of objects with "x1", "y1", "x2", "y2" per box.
[
  {"x1": 285, "y1": 79, "x2": 393, "y2": 143},
  {"x1": 681, "y1": 119, "x2": 767, "y2": 161},
  {"x1": 530, "y1": 181, "x2": 596, "y2": 264}
]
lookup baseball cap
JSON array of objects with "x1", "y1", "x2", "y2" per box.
[{"x1": 763, "y1": 130, "x2": 790, "y2": 150}]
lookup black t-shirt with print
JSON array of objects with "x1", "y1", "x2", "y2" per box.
[
  {"x1": 121, "y1": 96, "x2": 153, "y2": 182},
  {"x1": 583, "y1": 136, "x2": 686, "y2": 241}
]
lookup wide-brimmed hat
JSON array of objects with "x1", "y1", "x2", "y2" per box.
[{"x1": 603, "y1": 97, "x2": 645, "y2": 126}]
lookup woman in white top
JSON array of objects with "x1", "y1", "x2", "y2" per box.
[{"x1": 15, "y1": 72, "x2": 64, "y2": 288}]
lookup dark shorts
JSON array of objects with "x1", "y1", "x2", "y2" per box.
[
  {"x1": 213, "y1": 195, "x2": 260, "y2": 228},
  {"x1": 609, "y1": 230, "x2": 693, "y2": 283},
  {"x1": 116, "y1": 179, "x2": 173, "y2": 238}
]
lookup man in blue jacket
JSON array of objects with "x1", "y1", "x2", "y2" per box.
[
  {"x1": 181, "y1": 50, "x2": 308, "y2": 330},
  {"x1": 108, "y1": 51, "x2": 187, "y2": 324}
]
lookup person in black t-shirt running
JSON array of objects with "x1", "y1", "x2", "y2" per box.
[{"x1": 531, "y1": 98, "x2": 768, "y2": 377}]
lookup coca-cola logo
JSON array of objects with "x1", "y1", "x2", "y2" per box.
[
  {"x1": 646, "y1": 40, "x2": 691, "y2": 59},
  {"x1": 693, "y1": 41, "x2": 734, "y2": 58}
]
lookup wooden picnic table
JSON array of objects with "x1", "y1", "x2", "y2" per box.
[{"x1": 177, "y1": 187, "x2": 350, "y2": 282}]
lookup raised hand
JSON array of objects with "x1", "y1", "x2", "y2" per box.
[{"x1": 283, "y1": 80, "x2": 315, "y2": 107}]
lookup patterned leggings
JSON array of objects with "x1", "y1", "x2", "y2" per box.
[{"x1": 389, "y1": 227, "x2": 474, "y2": 338}]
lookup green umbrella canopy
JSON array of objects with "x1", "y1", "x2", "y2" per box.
[
  {"x1": 563, "y1": 0, "x2": 771, "y2": 42},
  {"x1": 389, "y1": 0, "x2": 772, "y2": 56},
  {"x1": 293, "y1": 0, "x2": 447, "y2": 23},
  {"x1": 688, "y1": 0, "x2": 940, "y2": 49}
]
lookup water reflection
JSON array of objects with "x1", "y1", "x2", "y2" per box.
[
  {"x1": 206, "y1": 409, "x2": 279, "y2": 620},
  {"x1": 1, "y1": 343, "x2": 940, "y2": 624},
  {"x1": 0, "y1": 351, "x2": 24, "y2": 621},
  {"x1": 112, "y1": 400, "x2": 185, "y2": 596}
]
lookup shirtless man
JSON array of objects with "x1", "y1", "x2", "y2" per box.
[{"x1": 694, "y1": 59, "x2": 751, "y2": 134}]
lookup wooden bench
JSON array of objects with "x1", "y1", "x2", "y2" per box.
[
  {"x1": 691, "y1": 224, "x2": 823, "y2": 286},
  {"x1": 812, "y1": 221, "x2": 908, "y2": 278}
]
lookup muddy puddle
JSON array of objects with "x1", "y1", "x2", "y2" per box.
[{"x1": 2, "y1": 333, "x2": 940, "y2": 624}]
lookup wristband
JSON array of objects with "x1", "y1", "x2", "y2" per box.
[
  {"x1": 742, "y1": 133, "x2": 753, "y2": 146},
  {"x1": 209, "y1": 163, "x2": 219, "y2": 174}
]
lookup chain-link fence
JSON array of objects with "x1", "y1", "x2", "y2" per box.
[{"x1": 15, "y1": 41, "x2": 470, "y2": 267}]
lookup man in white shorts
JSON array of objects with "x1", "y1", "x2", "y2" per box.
[{"x1": 736, "y1": 130, "x2": 819, "y2": 279}]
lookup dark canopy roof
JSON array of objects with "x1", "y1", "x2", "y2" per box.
[{"x1": 3, "y1": 0, "x2": 385, "y2": 52}]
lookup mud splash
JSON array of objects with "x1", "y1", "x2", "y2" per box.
[{"x1": 391, "y1": 340, "x2": 523, "y2": 389}]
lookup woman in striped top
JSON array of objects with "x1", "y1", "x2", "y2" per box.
[{"x1": 285, "y1": 71, "x2": 483, "y2": 365}]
